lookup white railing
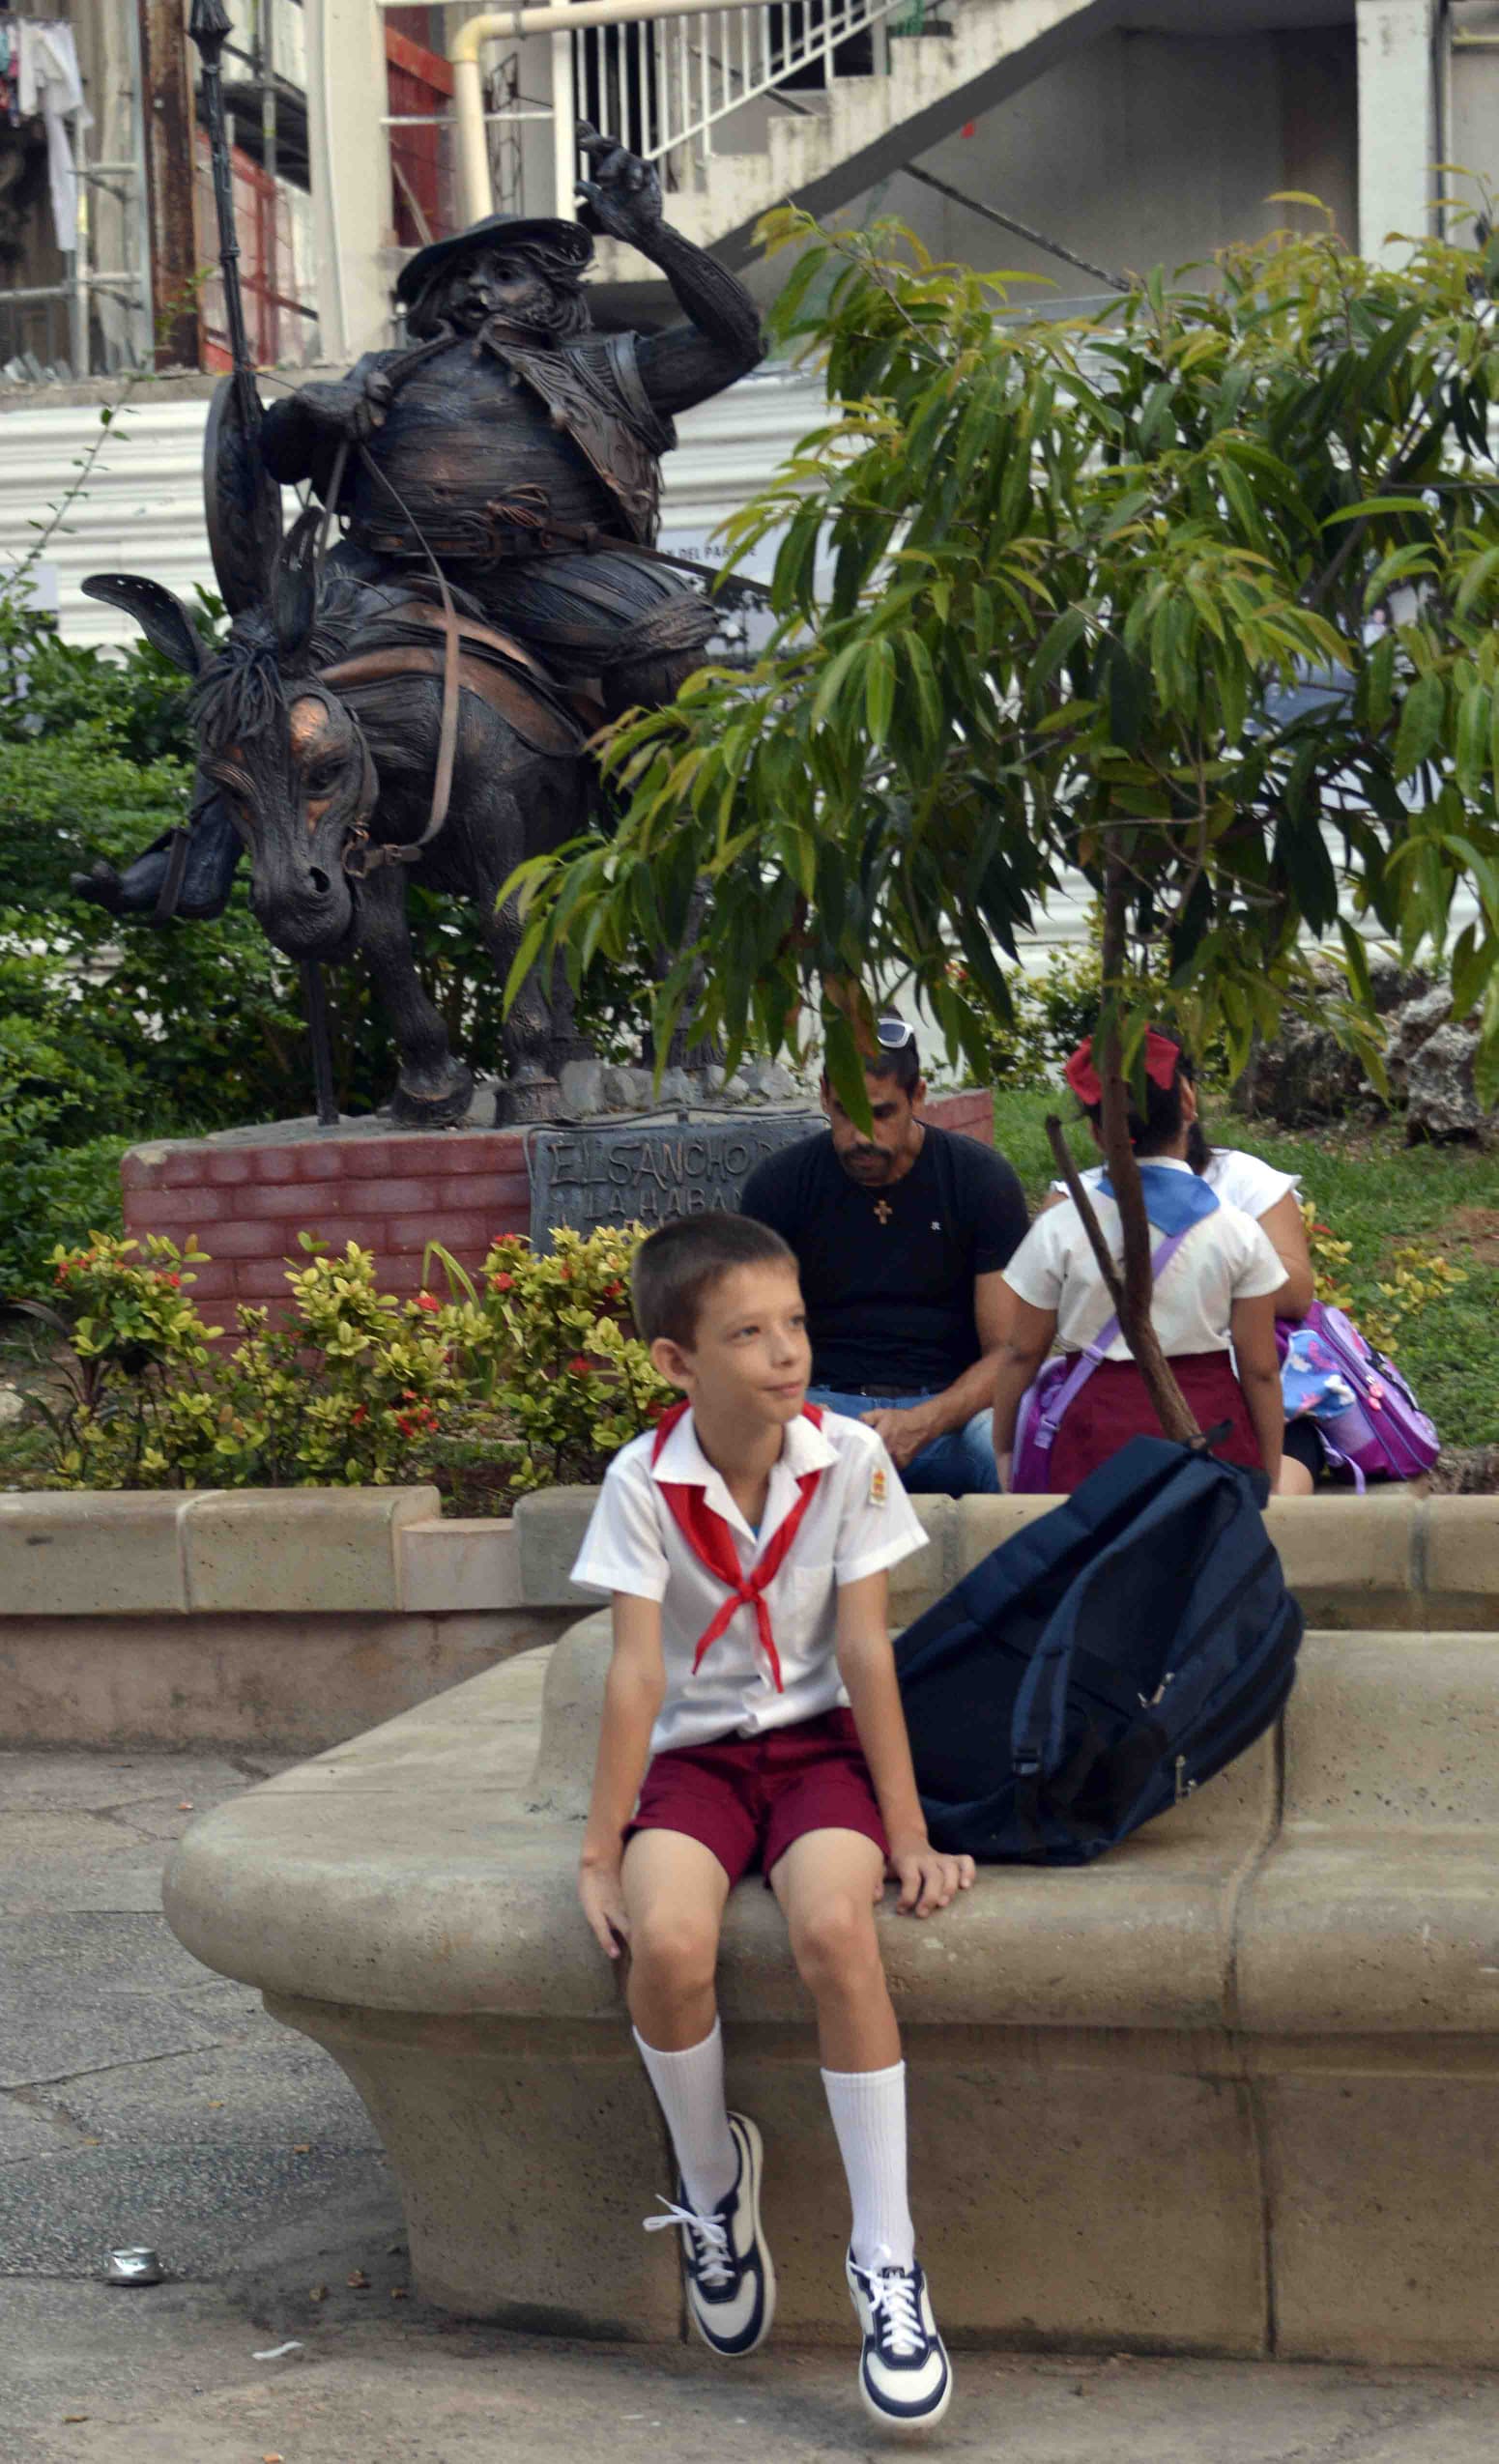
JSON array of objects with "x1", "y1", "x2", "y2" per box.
[
  {"x1": 376, "y1": 0, "x2": 923, "y2": 232},
  {"x1": 576, "y1": 0, "x2": 911, "y2": 196}
]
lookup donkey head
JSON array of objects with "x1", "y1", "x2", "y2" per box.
[{"x1": 86, "y1": 513, "x2": 377, "y2": 962}]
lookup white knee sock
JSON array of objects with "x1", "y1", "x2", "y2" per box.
[
  {"x1": 634, "y1": 2020, "x2": 739, "y2": 2215},
  {"x1": 822, "y1": 2059, "x2": 914, "y2": 2273}
]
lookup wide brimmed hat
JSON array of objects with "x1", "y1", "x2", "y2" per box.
[{"x1": 395, "y1": 215, "x2": 594, "y2": 308}]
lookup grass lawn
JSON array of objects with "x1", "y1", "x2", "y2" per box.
[{"x1": 993, "y1": 1088, "x2": 1499, "y2": 1456}]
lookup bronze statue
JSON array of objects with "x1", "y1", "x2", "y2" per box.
[{"x1": 76, "y1": 125, "x2": 764, "y2": 1125}]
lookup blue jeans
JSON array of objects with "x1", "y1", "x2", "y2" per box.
[{"x1": 806, "y1": 1388, "x2": 1000, "y2": 1498}]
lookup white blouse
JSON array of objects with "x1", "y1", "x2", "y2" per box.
[{"x1": 1008, "y1": 1158, "x2": 1288, "y2": 1361}]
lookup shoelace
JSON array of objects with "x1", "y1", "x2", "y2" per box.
[
  {"x1": 866, "y1": 2264, "x2": 924, "y2": 2358},
  {"x1": 644, "y1": 2196, "x2": 734, "y2": 2289}
]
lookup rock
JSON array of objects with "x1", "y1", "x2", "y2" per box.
[
  {"x1": 0, "y1": 1387, "x2": 26, "y2": 1427},
  {"x1": 1231, "y1": 957, "x2": 1429, "y2": 1129},
  {"x1": 1406, "y1": 1017, "x2": 1496, "y2": 1144},
  {"x1": 703, "y1": 1068, "x2": 752, "y2": 1103},
  {"x1": 1386, "y1": 988, "x2": 1452, "y2": 1104},
  {"x1": 598, "y1": 1065, "x2": 654, "y2": 1114},
  {"x1": 755, "y1": 1061, "x2": 800, "y2": 1103},
  {"x1": 558, "y1": 1059, "x2": 607, "y2": 1118},
  {"x1": 654, "y1": 1068, "x2": 694, "y2": 1110},
  {"x1": 739, "y1": 1057, "x2": 803, "y2": 1103}
]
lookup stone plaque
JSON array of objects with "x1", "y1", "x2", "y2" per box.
[{"x1": 529, "y1": 1111, "x2": 820, "y2": 1247}]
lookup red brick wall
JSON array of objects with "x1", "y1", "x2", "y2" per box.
[{"x1": 121, "y1": 1090, "x2": 995, "y2": 1327}]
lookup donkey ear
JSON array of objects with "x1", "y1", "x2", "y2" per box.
[
  {"x1": 82, "y1": 574, "x2": 204, "y2": 675},
  {"x1": 271, "y1": 505, "x2": 321, "y2": 660}
]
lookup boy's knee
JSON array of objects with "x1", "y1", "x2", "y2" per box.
[
  {"x1": 791, "y1": 1892, "x2": 879, "y2": 1991},
  {"x1": 630, "y1": 1906, "x2": 718, "y2": 1996}
]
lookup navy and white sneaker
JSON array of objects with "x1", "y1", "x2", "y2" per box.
[
  {"x1": 643, "y1": 2111, "x2": 775, "y2": 2357},
  {"x1": 847, "y1": 2247, "x2": 952, "y2": 2430}
]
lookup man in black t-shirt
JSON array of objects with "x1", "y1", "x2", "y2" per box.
[{"x1": 739, "y1": 1024, "x2": 1028, "y2": 1494}]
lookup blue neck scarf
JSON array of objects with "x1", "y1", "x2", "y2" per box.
[{"x1": 1097, "y1": 1162, "x2": 1220, "y2": 1235}]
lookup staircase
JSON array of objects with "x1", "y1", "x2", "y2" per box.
[{"x1": 546, "y1": 0, "x2": 1118, "y2": 275}]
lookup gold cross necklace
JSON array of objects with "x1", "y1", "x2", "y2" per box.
[{"x1": 874, "y1": 1197, "x2": 893, "y2": 1225}]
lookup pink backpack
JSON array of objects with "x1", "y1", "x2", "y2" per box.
[{"x1": 1276, "y1": 1302, "x2": 1438, "y2": 1489}]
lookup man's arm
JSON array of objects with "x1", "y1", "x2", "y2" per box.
[
  {"x1": 574, "y1": 127, "x2": 764, "y2": 417},
  {"x1": 578, "y1": 1590, "x2": 667, "y2": 1959},
  {"x1": 835, "y1": 1571, "x2": 973, "y2": 1915},
  {"x1": 861, "y1": 1270, "x2": 1014, "y2": 1470}
]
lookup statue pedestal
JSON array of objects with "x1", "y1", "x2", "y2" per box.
[{"x1": 121, "y1": 1090, "x2": 996, "y2": 1326}]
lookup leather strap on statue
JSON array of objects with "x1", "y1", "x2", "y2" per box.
[{"x1": 649, "y1": 1400, "x2": 827, "y2": 1694}]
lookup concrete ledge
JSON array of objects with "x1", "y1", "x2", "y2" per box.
[
  {"x1": 0, "y1": 1498, "x2": 572, "y2": 1752},
  {"x1": 163, "y1": 1608, "x2": 1499, "y2": 2361},
  {"x1": 0, "y1": 1489, "x2": 213, "y2": 1617},
  {"x1": 5, "y1": 1481, "x2": 1491, "y2": 1625},
  {"x1": 4, "y1": 1479, "x2": 1493, "y2": 1752},
  {"x1": 184, "y1": 1487, "x2": 441, "y2": 1615}
]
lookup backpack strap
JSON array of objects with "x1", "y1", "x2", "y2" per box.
[{"x1": 1030, "y1": 1221, "x2": 1196, "y2": 1454}]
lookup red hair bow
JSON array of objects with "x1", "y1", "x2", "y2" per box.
[{"x1": 1063, "y1": 1028, "x2": 1181, "y2": 1109}]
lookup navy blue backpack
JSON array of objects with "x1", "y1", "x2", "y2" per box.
[{"x1": 895, "y1": 1437, "x2": 1303, "y2": 1864}]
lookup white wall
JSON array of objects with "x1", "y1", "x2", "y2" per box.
[{"x1": 737, "y1": 19, "x2": 1359, "y2": 311}]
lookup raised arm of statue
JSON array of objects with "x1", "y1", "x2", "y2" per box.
[{"x1": 574, "y1": 125, "x2": 764, "y2": 419}]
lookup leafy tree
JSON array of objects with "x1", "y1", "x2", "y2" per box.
[{"x1": 508, "y1": 206, "x2": 1499, "y2": 1432}]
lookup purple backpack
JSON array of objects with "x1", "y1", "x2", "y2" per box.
[
  {"x1": 1010, "y1": 1226, "x2": 1192, "y2": 1495},
  {"x1": 1276, "y1": 1302, "x2": 1438, "y2": 1488}
]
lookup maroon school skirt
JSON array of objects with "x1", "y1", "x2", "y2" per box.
[{"x1": 1050, "y1": 1350, "x2": 1262, "y2": 1493}]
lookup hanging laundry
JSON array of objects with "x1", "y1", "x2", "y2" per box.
[
  {"x1": 0, "y1": 18, "x2": 22, "y2": 129},
  {"x1": 17, "y1": 17, "x2": 92, "y2": 254}
]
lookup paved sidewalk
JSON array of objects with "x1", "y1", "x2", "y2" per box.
[{"x1": 4, "y1": 1751, "x2": 1498, "y2": 2464}]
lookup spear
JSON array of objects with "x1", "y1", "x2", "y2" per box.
[
  {"x1": 188, "y1": 0, "x2": 258, "y2": 432},
  {"x1": 189, "y1": 0, "x2": 339, "y2": 1128}
]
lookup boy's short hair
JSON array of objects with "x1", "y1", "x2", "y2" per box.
[{"x1": 632, "y1": 1210, "x2": 796, "y2": 1348}]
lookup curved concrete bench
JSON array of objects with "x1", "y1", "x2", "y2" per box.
[{"x1": 163, "y1": 1499, "x2": 1499, "y2": 2364}]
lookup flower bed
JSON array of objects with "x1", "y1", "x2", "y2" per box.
[{"x1": 8, "y1": 1220, "x2": 671, "y2": 1514}]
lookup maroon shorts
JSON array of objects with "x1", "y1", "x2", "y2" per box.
[
  {"x1": 1051, "y1": 1350, "x2": 1263, "y2": 1493},
  {"x1": 627, "y1": 1709, "x2": 888, "y2": 1886}
]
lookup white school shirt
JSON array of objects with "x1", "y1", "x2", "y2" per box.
[
  {"x1": 1051, "y1": 1147, "x2": 1302, "y2": 1221},
  {"x1": 570, "y1": 1406, "x2": 928, "y2": 1755},
  {"x1": 1006, "y1": 1157, "x2": 1287, "y2": 1361}
]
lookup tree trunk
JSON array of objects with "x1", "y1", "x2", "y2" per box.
[{"x1": 1044, "y1": 852, "x2": 1201, "y2": 1447}]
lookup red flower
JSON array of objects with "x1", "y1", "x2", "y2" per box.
[
  {"x1": 350, "y1": 1404, "x2": 368, "y2": 1426},
  {"x1": 605, "y1": 1280, "x2": 624, "y2": 1301},
  {"x1": 557, "y1": 1266, "x2": 572, "y2": 1281},
  {"x1": 417, "y1": 1291, "x2": 441, "y2": 1312},
  {"x1": 54, "y1": 1262, "x2": 71, "y2": 1281},
  {"x1": 395, "y1": 1414, "x2": 414, "y2": 1437},
  {"x1": 646, "y1": 1400, "x2": 669, "y2": 1423},
  {"x1": 158, "y1": 1271, "x2": 182, "y2": 1287},
  {"x1": 564, "y1": 1354, "x2": 593, "y2": 1378},
  {"x1": 490, "y1": 1272, "x2": 515, "y2": 1292}
]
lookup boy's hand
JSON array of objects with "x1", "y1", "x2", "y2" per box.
[
  {"x1": 579, "y1": 1854, "x2": 630, "y2": 1961},
  {"x1": 886, "y1": 1835, "x2": 975, "y2": 1916}
]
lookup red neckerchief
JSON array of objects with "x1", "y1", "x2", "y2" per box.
[{"x1": 649, "y1": 1400, "x2": 826, "y2": 1694}]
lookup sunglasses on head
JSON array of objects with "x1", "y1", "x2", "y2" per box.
[{"x1": 876, "y1": 1017, "x2": 915, "y2": 1050}]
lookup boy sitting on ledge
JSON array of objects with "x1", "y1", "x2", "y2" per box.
[{"x1": 571, "y1": 1210, "x2": 972, "y2": 2431}]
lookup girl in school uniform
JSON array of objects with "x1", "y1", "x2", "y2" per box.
[
  {"x1": 993, "y1": 1029, "x2": 1288, "y2": 1492},
  {"x1": 1042, "y1": 1039, "x2": 1320, "y2": 1493}
]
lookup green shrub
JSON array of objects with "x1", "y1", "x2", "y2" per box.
[{"x1": 13, "y1": 1220, "x2": 672, "y2": 1508}]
